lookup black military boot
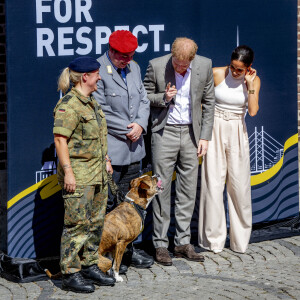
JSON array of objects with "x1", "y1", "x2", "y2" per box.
[
  {"x1": 131, "y1": 248, "x2": 154, "y2": 268},
  {"x1": 62, "y1": 272, "x2": 95, "y2": 293},
  {"x1": 123, "y1": 245, "x2": 154, "y2": 268},
  {"x1": 119, "y1": 263, "x2": 128, "y2": 274},
  {"x1": 81, "y1": 264, "x2": 116, "y2": 286}
]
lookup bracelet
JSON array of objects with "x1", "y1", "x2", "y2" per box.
[
  {"x1": 248, "y1": 89, "x2": 255, "y2": 94},
  {"x1": 62, "y1": 164, "x2": 71, "y2": 169},
  {"x1": 105, "y1": 156, "x2": 112, "y2": 162}
]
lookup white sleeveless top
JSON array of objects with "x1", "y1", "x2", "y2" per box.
[{"x1": 214, "y1": 69, "x2": 248, "y2": 114}]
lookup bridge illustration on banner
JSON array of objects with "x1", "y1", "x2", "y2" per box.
[
  {"x1": 35, "y1": 149, "x2": 57, "y2": 183},
  {"x1": 249, "y1": 126, "x2": 284, "y2": 175}
]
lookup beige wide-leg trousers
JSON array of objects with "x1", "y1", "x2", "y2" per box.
[{"x1": 199, "y1": 110, "x2": 252, "y2": 253}]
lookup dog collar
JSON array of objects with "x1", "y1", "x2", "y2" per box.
[{"x1": 124, "y1": 196, "x2": 147, "y2": 232}]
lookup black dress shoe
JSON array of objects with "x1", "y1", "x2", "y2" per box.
[
  {"x1": 62, "y1": 272, "x2": 95, "y2": 293},
  {"x1": 107, "y1": 264, "x2": 128, "y2": 276},
  {"x1": 130, "y1": 249, "x2": 154, "y2": 268},
  {"x1": 119, "y1": 264, "x2": 128, "y2": 274},
  {"x1": 81, "y1": 264, "x2": 116, "y2": 286}
]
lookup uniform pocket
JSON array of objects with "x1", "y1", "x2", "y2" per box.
[
  {"x1": 62, "y1": 189, "x2": 84, "y2": 198},
  {"x1": 104, "y1": 91, "x2": 122, "y2": 112},
  {"x1": 98, "y1": 110, "x2": 105, "y2": 118},
  {"x1": 63, "y1": 186, "x2": 86, "y2": 226},
  {"x1": 82, "y1": 114, "x2": 99, "y2": 140}
]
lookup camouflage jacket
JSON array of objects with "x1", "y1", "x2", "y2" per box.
[{"x1": 53, "y1": 87, "x2": 108, "y2": 185}]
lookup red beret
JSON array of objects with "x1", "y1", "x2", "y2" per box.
[{"x1": 109, "y1": 30, "x2": 138, "y2": 53}]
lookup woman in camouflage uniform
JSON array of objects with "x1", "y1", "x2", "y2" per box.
[{"x1": 53, "y1": 57, "x2": 115, "y2": 293}]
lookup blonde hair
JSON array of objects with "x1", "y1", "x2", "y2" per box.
[
  {"x1": 171, "y1": 37, "x2": 198, "y2": 62},
  {"x1": 57, "y1": 67, "x2": 83, "y2": 94}
]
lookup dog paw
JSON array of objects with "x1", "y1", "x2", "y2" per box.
[{"x1": 115, "y1": 274, "x2": 124, "y2": 282}]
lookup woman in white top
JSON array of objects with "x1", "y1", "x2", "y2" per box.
[{"x1": 199, "y1": 45, "x2": 261, "y2": 254}]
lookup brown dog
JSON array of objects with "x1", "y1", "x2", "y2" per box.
[{"x1": 98, "y1": 174, "x2": 163, "y2": 282}]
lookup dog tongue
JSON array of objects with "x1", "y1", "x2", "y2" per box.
[{"x1": 157, "y1": 179, "x2": 162, "y2": 188}]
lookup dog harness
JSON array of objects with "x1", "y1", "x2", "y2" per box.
[{"x1": 124, "y1": 196, "x2": 147, "y2": 233}]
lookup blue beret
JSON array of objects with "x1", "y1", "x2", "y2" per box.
[{"x1": 68, "y1": 56, "x2": 100, "y2": 73}]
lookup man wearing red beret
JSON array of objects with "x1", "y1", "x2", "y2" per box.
[{"x1": 93, "y1": 30, "x2": 152, "y2": 271}]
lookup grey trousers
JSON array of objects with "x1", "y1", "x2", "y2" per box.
[{"x1": 151, "y1": 124, "x2": 199, "y2": 248}]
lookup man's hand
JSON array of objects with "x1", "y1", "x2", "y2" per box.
[
  {"x1": 197, "y1": 139, "x2": 208, "y2": 157},
  {"x1": 126, "y1": 123, "x2": 143, "y2": 142},
  {"x1": 165, "y1": 82, "x2": 177, "y2": 102}
]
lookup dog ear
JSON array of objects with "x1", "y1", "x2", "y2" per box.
[
  {"x1": 139, "y1": 181, "x2": 150, "y2": 190},
  {"x1": 130, "y1": 178, "x2": 141, "y2": 188},
  {"x1": 137, "y1": 187, "x2": 148, "y2": 198}
]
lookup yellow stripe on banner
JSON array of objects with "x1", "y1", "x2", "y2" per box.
[
  {"x1": 7, "y1": 174, "x2": 61, "y2": 209},
  {"x1": 40, "y1": 176, "x2": 62, "y2": 199},
  {"x1": 251, "y1": 134, "x2": 298, "y2": 186},
  {"x1": 8, "y1": 134, "x2": 297, "y2": 209}
]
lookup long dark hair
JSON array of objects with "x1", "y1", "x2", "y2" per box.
[{"x1": 231, "y1": 45, "x2": 254, "y2": 67}]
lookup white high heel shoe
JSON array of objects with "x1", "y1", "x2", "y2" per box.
[{"x1": 212, "y1": 249, "x2": 222, "y2": 254}]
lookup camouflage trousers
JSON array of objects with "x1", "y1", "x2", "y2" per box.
[{"x1": 60, "y1": 184, "x2": 107, "y2": 274}]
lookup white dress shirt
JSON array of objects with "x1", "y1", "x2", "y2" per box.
[{"x1": 167, "y1": 66, "x2": 192, "y2": 125}]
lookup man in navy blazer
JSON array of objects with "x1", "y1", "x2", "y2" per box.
[
  {"x1": 93, "y1": 30, "x2": 152, "y2": 269},
  {"x1": 144, "y1": 37, "x2": 215, "y2": 266}
]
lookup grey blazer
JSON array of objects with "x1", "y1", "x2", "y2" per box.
[
  {"x1": 144, "y1": 54, "x2": 215, "y2": 142},
  {"x1": 93, "y1": 53, "x2": 150, "y2": 166}
]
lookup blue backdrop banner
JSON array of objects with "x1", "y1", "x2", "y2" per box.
[{"x1": 6, "y1": 0, "x2": 298, "y2": 258}]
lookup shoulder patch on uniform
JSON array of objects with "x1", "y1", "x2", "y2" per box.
[
  {"x1": 107, "y1": 65, "x2": 113, "y2": 74},
  {"x1": 54, "y1": 119, "x2": 63, "y2": 127},
  {"x1": 62, "y1": 95, "x2": 72, "y2": 103}
]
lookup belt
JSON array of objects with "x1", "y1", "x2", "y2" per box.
[
  {"x1": 166, "y1": 123, "x2": 192, "y2": 126},
  {"x1": 214, "y1": 109, "x2": 244, "y2": 121}
]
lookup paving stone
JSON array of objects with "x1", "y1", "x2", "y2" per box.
[
  {"x1": 0, "y1": 283, "x2": 13, "y2": 300},
  {"x1": 24, "y1": 282, "x2": 42, "y2": 299},
  {"x1": 286, "y1": 236, "x2": 300, "y2": 246},
  {"x1": 271, "y1": 240, "x2": 296, "y2": 256},
  {"x1": 1, "y1": 236, "x2": 300, "y2": 299},
  {"x1": 0, "y1": 280, "x2": 26, "y2": 300},
  {"x1": 276, "y1": 240, "x2": 300, "y2": 256}
]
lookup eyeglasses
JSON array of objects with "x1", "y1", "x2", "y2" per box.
[{"x1": 229, "y1": 64, "x2": 246, "y2": 73}]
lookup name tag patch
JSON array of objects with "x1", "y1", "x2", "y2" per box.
[{"x1": 107, "y1": 65, "x2": 112, "y2": 74}]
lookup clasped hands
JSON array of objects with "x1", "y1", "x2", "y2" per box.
[{"x1": 126, "y1": 122, "x2": 143, "y2": 142}]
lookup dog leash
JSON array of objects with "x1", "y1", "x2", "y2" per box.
[{"x1": 107, "y1": 172, "x2": 125, "y2": 205}]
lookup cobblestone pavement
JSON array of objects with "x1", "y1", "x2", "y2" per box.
[{"x1": 0, "y1": 235, "x2": 300, "y2": 300}]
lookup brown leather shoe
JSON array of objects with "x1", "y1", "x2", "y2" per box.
[
  {"x1": 174, "y1": 244, "x2": 205, "y2": 262},
  {"x1": 155, "y1": 247, "x2": 172, "y2": 266}
]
